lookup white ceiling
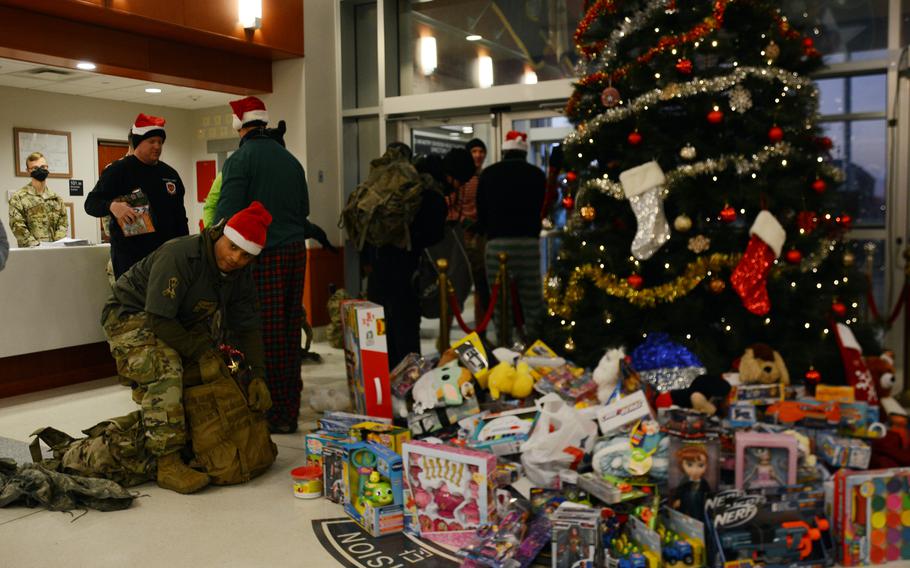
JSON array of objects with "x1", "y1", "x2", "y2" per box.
[{"x1": 0, "y1": 56, "x2": 237, "y2": 110}]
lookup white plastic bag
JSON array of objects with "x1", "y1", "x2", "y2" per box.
[{"x1": 520, "y1": 393, "x2": 598, "y2": 487}]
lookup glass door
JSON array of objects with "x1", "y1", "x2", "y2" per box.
[{"x1": 393, "y1": 114, "x2": 494, "y2": 160}]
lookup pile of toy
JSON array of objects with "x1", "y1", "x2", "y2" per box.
[{"x1": 297, "y1": 300, "x2": 910, "y2": 567}]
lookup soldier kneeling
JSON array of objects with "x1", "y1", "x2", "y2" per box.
[{"x1": 101, "y1": 202, "x2": 273, "y2": 493}]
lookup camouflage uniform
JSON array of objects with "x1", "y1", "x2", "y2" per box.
[
  {"x1": 102, "y1": 310, "x2": 186, "y2": 455},
  {"x1": 8, "y1": 183, "x2": 68, "y2": 247},
  {"x1": 102, "y1": 222, "x2": 264, "y2": 456}
]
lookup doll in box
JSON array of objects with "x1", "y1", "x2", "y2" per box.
[
  {"x1": 671, "y1": 445, "x2": 711, "y2": 521},
  {"x1": 743, "y1": 448, "x2": 785, "y2": 488}
]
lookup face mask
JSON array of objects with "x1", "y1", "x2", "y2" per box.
[{"x1": 30, "y1": 167, "x2": 49, "y2": 181}]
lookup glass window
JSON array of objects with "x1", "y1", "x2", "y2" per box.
[
  {"x1": 848, "y1": 238, "x2": 886, "y2": 320},
  {"x1": 342, "y1": 2, "x2": 379, "y2": 109},
  {"x1": 816, "y1": 74, "x2": 887, "y2": 115},
  {"x1": 820, "y1": 120, "x2": 887, "y2": 227},
  {"x1": 782, "y1": 0, "x2": 888, "y2": 63},
  {"x1": 397, "y1": 0, "x2": 585, "y2": 95},
  {"x1": 410, "y1": 122, "x2": 492, "y2": 157}
]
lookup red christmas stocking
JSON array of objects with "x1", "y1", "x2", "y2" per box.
[
  {"x1": 834, "y1": 323, "x2": 879, "y2": 405},
  {"x1": 730, "y1": 211, "x2": 786, "y2": 316}
]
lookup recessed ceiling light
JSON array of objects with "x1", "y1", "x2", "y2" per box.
[
  {"x1": 76, "y1": 62, "x2": 96, "y2": 70},
  {"x1": 466, "y1": 34, "x2": 482, "y2": 41},
  {"x1": 145, "y1": 87, "x2": 162, "y2": 93}
]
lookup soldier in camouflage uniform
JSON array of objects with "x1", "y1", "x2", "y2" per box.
[
  {"x1": 8, "y1": 152, "x2": 68, "y2": 247},
  {"x1": 102, "y1": 201, "x2": 273, "y2": 493}
]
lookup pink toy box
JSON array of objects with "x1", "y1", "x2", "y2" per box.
[{"x1": 402, "y1": 440, "x2": 498, "y2": 548}]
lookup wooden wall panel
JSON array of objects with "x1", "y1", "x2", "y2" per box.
[
  {"x1": 0, "y1": 342, "x2": 117, "y2": 399},
  {"x1": 110, "y1": 0, "x2": 184, "y2": 25}
]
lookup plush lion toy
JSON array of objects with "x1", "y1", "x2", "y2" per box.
[{"x1": 739, "y1": 343, "x2": 789, "y2": 386}]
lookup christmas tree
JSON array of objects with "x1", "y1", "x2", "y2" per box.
[{"x1": 544, "y1": 0, "x2": 880, "y2": 386}]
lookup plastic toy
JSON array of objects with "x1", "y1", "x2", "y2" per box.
[
  {"x1": 734, "y1": 432, "x2": 797, "y2": 490},
  {"x1": 720, "y1": 522, "x2": 821, "y2": 562},
  {"x1": 469, "y1": 407, "x2": 539, "y2": 456},
  {"x1": 402, "y1": 440, "x2": 497, "y2": 546},
  {"x1": 671, "y1": 444, "x2": 711, "y2": 521},
  {"x1": 411, "y1": 362, "x2": 476, "y2": 414},
  {"x1": 342, "y1": 441, "x2": 404, "y2": 537}
]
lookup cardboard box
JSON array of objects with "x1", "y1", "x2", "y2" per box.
[
  {"x1": 323, "y1": 441, "x2": 347, "y2": 504},
  {"x1": 305, "y1": 430, "x2": 351, "y2": 467},
  {"x1": 341, "y1": 300, "x2": 392, "y2": 419},
  {"x1": 349, "y1": 421, "x2": 411, "y2": 454},
  {"x1": 401, "y1": 440, "x2": 498, "y2": 548},
  {"x1": 342, "y1": 441, "x2": 404, "y2": 537},
  {"x1": 468, "y1": 407, "x2": 539, "y2": 456}
]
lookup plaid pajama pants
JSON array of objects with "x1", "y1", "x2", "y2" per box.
[{"x1": 253, "y1": 242, "x2": 307, "y2": 427}]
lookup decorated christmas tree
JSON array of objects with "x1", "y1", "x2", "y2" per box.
[{"x1": 544, "y1": 0, "x2": 881, "y2": 387}]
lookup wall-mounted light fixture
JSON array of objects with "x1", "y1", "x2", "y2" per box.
[
  {"x1": 239, "y1": 0, "x2": 262, "y2": 30},
  {"x1": 478, "y1": 55, "x2": 493, "y2": 88},
  {"x1": 76, "y1": 62, "x2": 96, "y2": 71},
  {"x1": 419, "y1": 36, "x2": 437, "y2": 76},
  {"x1": 522, "y1": 68, "x2": 538, "y2": 85}
]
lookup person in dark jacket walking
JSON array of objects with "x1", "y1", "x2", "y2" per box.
[
  {"x1": 476, "y1": 130, "x2": 546, "y2": 339},
  {"x1": 85, "y1": 114, "x2": 189, "y2": 278},
  {"x1": 214, "y1": 96, "x2": 310, "y2": 434}
]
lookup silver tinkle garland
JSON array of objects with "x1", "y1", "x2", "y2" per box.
[
  {"x1": 566, "y1": 67, "x2": 816, "y2": 147},
  {"x1": 577, "y1": 0, "x2": 673, "y2": 76}
]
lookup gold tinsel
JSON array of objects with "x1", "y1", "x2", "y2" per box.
[{"x1": 545, "y1": 253, "x2": 742, "y2": 317}]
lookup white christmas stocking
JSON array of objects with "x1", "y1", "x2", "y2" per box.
[
  {"x1": 620, "y1": 161, "x2": 670, "y2": 260},
  {"x1": 730, "y1": 210, "x2": 786, "y2": 316}
]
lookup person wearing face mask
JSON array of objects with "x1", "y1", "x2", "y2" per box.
[
  {"x1": 85, "y1": 113, "x2": 189, "y2": 278},
  {"x1": 8, "y1": 151, "x2": 68, "y2": 247}
]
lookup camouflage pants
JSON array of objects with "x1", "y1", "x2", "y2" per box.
[{"x1": 102, "y1": 310, "x2": 185, "y2": 456}]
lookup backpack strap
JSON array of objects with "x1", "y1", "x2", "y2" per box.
[{"x1": 29, "y1": 427, "x2": 76, "y2": 463}]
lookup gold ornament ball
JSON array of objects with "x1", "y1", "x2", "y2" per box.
[
  {"x1": 843, "y1": 251, "x2": 855, "y2": 267},
  {"x1": 580, "y1": 206, "x2": 596, "y2": 221},
  {"x1": 565, "y1": 337, "x2": 576, "y2": 352},
  {"x1": 674, "y1": 214, "x2": 693, "y2": 233},
  {"x1": 765, "y1": 41, "x2": 781, "y2": 61},
  {"x1": 708, "y1": 278, "x2": 726, "y2": 294}
]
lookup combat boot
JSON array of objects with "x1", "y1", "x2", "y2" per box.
[{"x1": 156, "y1": 452, "x2": 211, "y2": 494}]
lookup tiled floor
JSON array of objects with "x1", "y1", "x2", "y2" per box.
[{"x1": 0, "y1": 309, "x2": 470, "y2": 568}]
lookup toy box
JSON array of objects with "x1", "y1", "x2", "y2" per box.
[
  {"x1": 661, "y1": 507, "x2": 706, "y2": 567},
  {"x1": 402, "y1": 440, "x2": 498, "y2": 547},
  {"x1": 535, "y1": 364, "x2": 598, "y2": 403},
  {"x1": 349, "y1": 421, "x2": 411, "y2": 454},
  {"x1": 342, "y1": 441, "x2": 404, "y2": 537},
  {"x1": 305, "y1": 430, "x2": 350, "y2": 467},
  {"x1": 341, "y1": 300, "x2": 392, "y2": 419},
  {"x1": 735, "y1": 431, "x2": 798, "y2": 490},
  {"x1": 834, "y1": 468, "x2": 910, "y2": 565},
  {"x1": 596, "y1": 390, "x2": 654, "y2": 435},
  {"x1": 318, "y1": 410, "x2": 392, "y2": 433},
  {"x1": 468, "y1": 407, "x2": 539, "y2": 456},
  {"x1": 323, "y1": 441, "x2": 347, "y2": 503},
  {"x1": 406, "y1": 396, "x2": 481, "y2": 437},
  {"x1": 733, "y1": 383, "x2": 785, "y2": 406},
  {"x1": 551, "y1": 502, "x2": 603, "y2": 568},
  {"x1": 817, "y1": 433, "x2": 870, "y2": 469}
]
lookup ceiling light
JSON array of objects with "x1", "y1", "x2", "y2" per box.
[
  {"x1": 145, "y1": 87, "x2": 162, "y2": 94},
  {"x1": 76, "y1": 62, "x2": 96, "y2": 71},
  {"x1": 466, "y1": 35, "x2": 482, "y2": 41},
  {"x1": 462, "y1": 126, "x2": 474, "y2": 134}
]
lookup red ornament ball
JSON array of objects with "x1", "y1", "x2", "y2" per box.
[
  {"x1": 832, "y1": 302, "x2": 847, "y2": 317},
  {"x1": 816, "y1": 136, "x2": 833, "y2": 151},
  {"x1": 838, "y1": 214, "x2": 853, "y2": 228},
  {"x1": 562, "y1": 196, "x2": 575, "y2": 210},
  {"x1": 627, "y1": 131, "x2": 642, "y2": 146},
  {"x1": 785, "y1": 249, "x2": 803, "y2": 264},
  {"x1": 720, "y1": 205, "x2": 737, "y2": 223},
  {"x1": 707, "y1": 110, "x2": 724, "y2": 124},
  {"x1": 627, "y1": 274, "x2": 644, "y2": 290},
  {"x1": 566, "y1": 171, "x2": 578, "y2": 183},
  {"x1": 802, "y1": 37, "x2": 814, "y2": 49},
  {"x1": 768, "y1": 126, "x2": 784, "y2": 143},
  {"x1": 811, "y1": 179, "x2": 827, "y2": 194},
  {"x1": 804, "y1": 368, "x2": 822, "y2": 385},
  {"x1": 675, "y1": 58, "x2": 693, "y2": 74}
]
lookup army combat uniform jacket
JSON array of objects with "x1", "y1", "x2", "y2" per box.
[
  {"x1": 105, "y1": 222, "x2": 265, "y2": 378},
  {"x1": 8, "y1": 183, "x2": 68, "y2": 247}
]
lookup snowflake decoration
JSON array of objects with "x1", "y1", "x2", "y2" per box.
[
  {"x1": 728, "y1": 86, "x2": 752, "y2": 113},
  {"x1": 688, "y1": 235, "x2": 711, "y2": 254}
]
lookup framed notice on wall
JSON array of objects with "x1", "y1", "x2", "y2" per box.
[{"x1": 14, "y1": 127, "x2": 72, "y2": 178}]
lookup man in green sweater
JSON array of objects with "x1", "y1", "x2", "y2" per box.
[
  {"x1": 103, "y1": 201, "x2": 273, "y2": 493},
  {"x1": 214, "y1": 96, "x2": 310, "y2": 434}
]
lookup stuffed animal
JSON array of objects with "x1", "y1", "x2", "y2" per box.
[
  {"x1": 738, "y1": 343, "x2": 789, "y2": 385},
  {"x1": 411, "y1": 362, "x2": 475, "y2": 414},
  {"x1": 487, "y1": 361, "x2": 534, "y2": 400},
  {"x1": 656, "y1": 374, "x2": 732, "y2": 416},
  {"x1": 868, "y1": 350, "x2": 906, "y2": 417},
  {"x1": 593, "y1": 348, "x2": 624, "y2": 403}
]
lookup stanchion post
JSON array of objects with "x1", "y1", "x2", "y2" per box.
[
  {"x1": 498, "y1": 252, "x2": 511, "y2": 347},
  {"x1": 437, "y1": 258, "x2": 449, "y2": 349}
]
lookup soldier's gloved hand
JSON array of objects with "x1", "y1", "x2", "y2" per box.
[
  {"x1": 198, "y1": 349, "x2": 231, "y2": 384},
  {"x1": 247, "y1": 377, "x2": 272, "y2": 412}
]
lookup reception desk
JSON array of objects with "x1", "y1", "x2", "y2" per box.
[{"x1": 0, "y1": 244, "x2": 116, "y2": 397}]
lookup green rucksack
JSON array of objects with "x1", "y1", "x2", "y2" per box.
[{"x1": 339, "y1": 147, "x2": 425, "y2": 250}]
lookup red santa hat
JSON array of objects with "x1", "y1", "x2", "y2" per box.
[
  {"x1": 130, "y1": 113, "x2": 166, "y2": 146},
  {"x1": 223, "y1": 201, "x2": 272, "y2": 255},
  {"x1": 230, "y1": 96, "x2": 269, "y2": 130},
  {"x1": 502, "y1": 130, "x2": 529, "y2": 153}
]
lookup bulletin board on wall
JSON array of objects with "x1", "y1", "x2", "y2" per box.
[{"x1": 14, "y1": 128, "x2": 72, "y2": 178}]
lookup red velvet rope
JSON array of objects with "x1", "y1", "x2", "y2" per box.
[
  {"x1": 449, "y1": 280, "x2": 501, "y2": 334},
  {"x1": 866, "y1": 278, "x2": 908, "y2": 328}
]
